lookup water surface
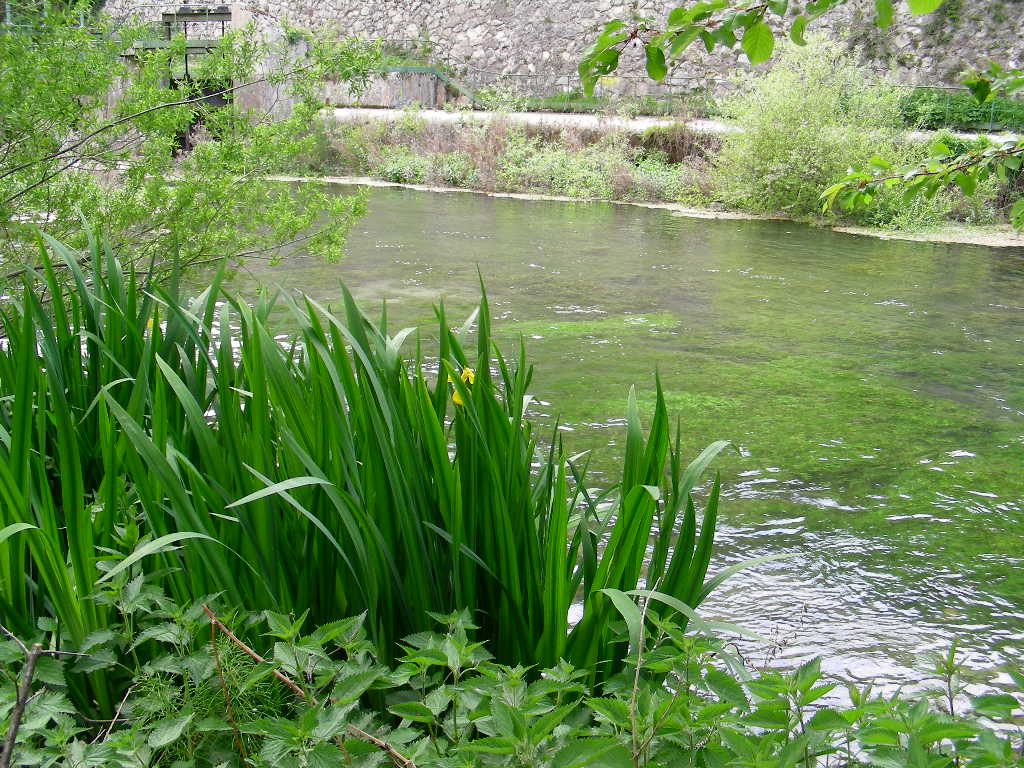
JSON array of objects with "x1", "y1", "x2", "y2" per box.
[{"x1": 211, "y1": 187, "x2": 1024, "y2": 689}]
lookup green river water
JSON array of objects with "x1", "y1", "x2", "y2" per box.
[{"x1": 214, "y1": 185, "x2": 1024, "y2": 689}]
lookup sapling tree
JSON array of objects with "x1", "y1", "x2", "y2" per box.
[
  {"x1": 578, "y1": 0, "x2": 1024, "y2": 228},
  {"x1": 0, "y1": 0, "x2": 380, "y2": 279}
]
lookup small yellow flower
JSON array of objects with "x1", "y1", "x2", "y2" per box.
[{"x1": 450, "y1": 366, "x2": 475, "y2": 406}]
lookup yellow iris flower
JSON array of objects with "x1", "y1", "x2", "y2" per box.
[{"x1": 450, "y1": 366, "x2": 475, "y2": 406}]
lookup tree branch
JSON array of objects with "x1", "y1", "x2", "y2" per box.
[
  {"x1": 0, "y1": 643, "x2": 43, "y2": 768},
  {"x1": 0, "y1": 62, "x2": 316, "y2": 184}
]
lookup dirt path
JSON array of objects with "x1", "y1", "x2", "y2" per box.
[
  {"x1": 327, "y1": 107, "x2": 1022, "y2": 144},
  {"x1": 327, "y1": 107, "x2": 735, "y2": 135}
]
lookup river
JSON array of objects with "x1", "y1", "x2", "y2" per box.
[{"x1": 211, "y1": 185, "x2": 1024, "y2": 690}]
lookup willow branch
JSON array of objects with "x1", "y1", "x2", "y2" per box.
[{"x1": 0, "y1": 61, "x2": 316, "y2": 184}]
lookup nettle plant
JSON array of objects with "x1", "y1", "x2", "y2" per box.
[
  {"x1": 3, "y1": 588, "x2": 1024, "y2": 767},
  {"x1": 578, "y1": 0, "x2": 1024, "y2": 229}
]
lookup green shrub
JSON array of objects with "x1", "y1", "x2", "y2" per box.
[
  {"x1": 899, "y1": 87, "x2": 1024, "y2": 131},
  {"x1": 496, "y1": 130, "x2": 617, "y2": 197},
  {"x1": 496, "y1": 131, "x2": 701, "y2": 201},
  {"x1": 372, "y1": 146, "x2": 431, "y2": 183},
  {"x1": 433, "y1": 151, "x2": 480, "y2": 186},
  {"x1": 715, "y1": 35, "x2": 903, "y2": 217}
]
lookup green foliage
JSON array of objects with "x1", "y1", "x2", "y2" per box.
[
  {"x1": 372, "y1": 146, "x2": 433, "y2": 183},
  {"x1": 715, "y1": 36, "x2": 902, "y2": 216},
  {"x1": 900, "y1": 87, "x2": 1024, "y2": 131},
  {"x1": 0, "y1": 1, "x2": 379, "y2": 276},
  {"x1": 495, "y1": 131, "x2": 705, "y2": 202},
  {"x1": 579, "y1": 1, "x2": 939, "y2": 96},
  {"x1": 4, "y1": 592, "x2": 1024, "y2": 767},
  {"x1": 319, "y1": 118, "x2": 712, "y2": 204},
  {"x1": 580, "y1": 1, "x2": 1024, "y2": 226},
  {"x1": 435, "y1": 152, "x2": 481, "y2": 187},
  {"x1": 824, "y1": 134, "x2": 1024, "y2": 229},
  {"x1": 0, "y1": 233, "x2": 744, "y2": 715}
]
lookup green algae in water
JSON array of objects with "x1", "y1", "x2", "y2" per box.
[{"x1": 202, "y1": 186, "x2": 1024, "y2": 685}]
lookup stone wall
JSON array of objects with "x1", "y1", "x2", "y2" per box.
[{"x1": 103, "y1": 1, "x2": 1024, "y2": 93}]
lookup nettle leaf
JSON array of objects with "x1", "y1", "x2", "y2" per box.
[
  {"x1": 906, "y1": 0, "x2": 944, "y2": 14},
  {"x1": 586, "y1": 697, "x2": 631, "y2": 728},
  {"x1": 332, "y1": 670, "x2": 380, "y2": 704},
  {"x1": 551, "y1": 737, "x2": 623, "y2": 768},
  {"x1": 875, "y1": 0, "x2": 895, "y2": 28},
  {"x1": 971, "y1": 693, "x2": 1020, "y2": 719},
  {"x1": 767, "y1": 0, "x2": 789, "y2": 15},
  {"x1": 705, "y1": 668, "x2": 748, "y2": 708},
  {"x1": 741, "y1": 22, "x2": 775, "y2": 65},
  {"x1": 644, "y1": 44, "x2": 668, "y2": 81},
  {"x1": 808, "y1": 707, "x2": 852, "y2": 730},
  {"x1": 33, "y1": 656, "x2": 66, "y2": 687},
  {"x1": 388, "y1": 701, "x2": 434, "y2": 723},
  {"x1": 147, "y1": 712, "x2": 194, "y2": 749}
]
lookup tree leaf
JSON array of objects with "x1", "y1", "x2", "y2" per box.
[
  {"x1": 741, "y1": 22, "x2": 775, "y2": 65},
  {"x1": 874, "y1": 0, "x2": 894, "y2": 28},
  {"x1": 790, "y1": 16, "x2": 808, "y2": 45},
  {"x1": 644, "y1": 44, "x2": 668, "y2": 81},
  {"x1": 907, "y1": 0, "x2": 944, "y2": 14}
]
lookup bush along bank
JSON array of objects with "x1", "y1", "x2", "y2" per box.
[
  {"x1": 4, "y1": 594, "x2": 1024, "y2": 767},
  {"x1": 301, "y1": 39, "x2": 1023, "y2": 234}
]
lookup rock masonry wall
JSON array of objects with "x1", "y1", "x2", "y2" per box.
[{"x1": 103, "y1": 0, "x2": 1024, "y2": 93}]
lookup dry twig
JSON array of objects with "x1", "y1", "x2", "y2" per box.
[
  {"x1": 0, "y1": 643, "x2": 43, "y2": 768},
  {"x1": 201, "y1": 604, "x2": 417, "y2": 768}
]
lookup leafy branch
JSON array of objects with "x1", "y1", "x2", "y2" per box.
[
  {"x1": 578, "y1": 1, "x2": 950, "y2": 95},
  {"x1": 822, "y1": 138, "x2": 1024, "y2": 228}
]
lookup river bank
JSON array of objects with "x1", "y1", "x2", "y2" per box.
[
  {"x1": 272, "y1": 174, "x2": 1024, "y2": 249},
  {"x1": 299, "y1": 105, "x2": 1024, "y2": 247}
]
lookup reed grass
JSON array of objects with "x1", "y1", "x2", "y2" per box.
[{"x1": 0, "y1": 234, "x2": 736, "y2": 712}]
